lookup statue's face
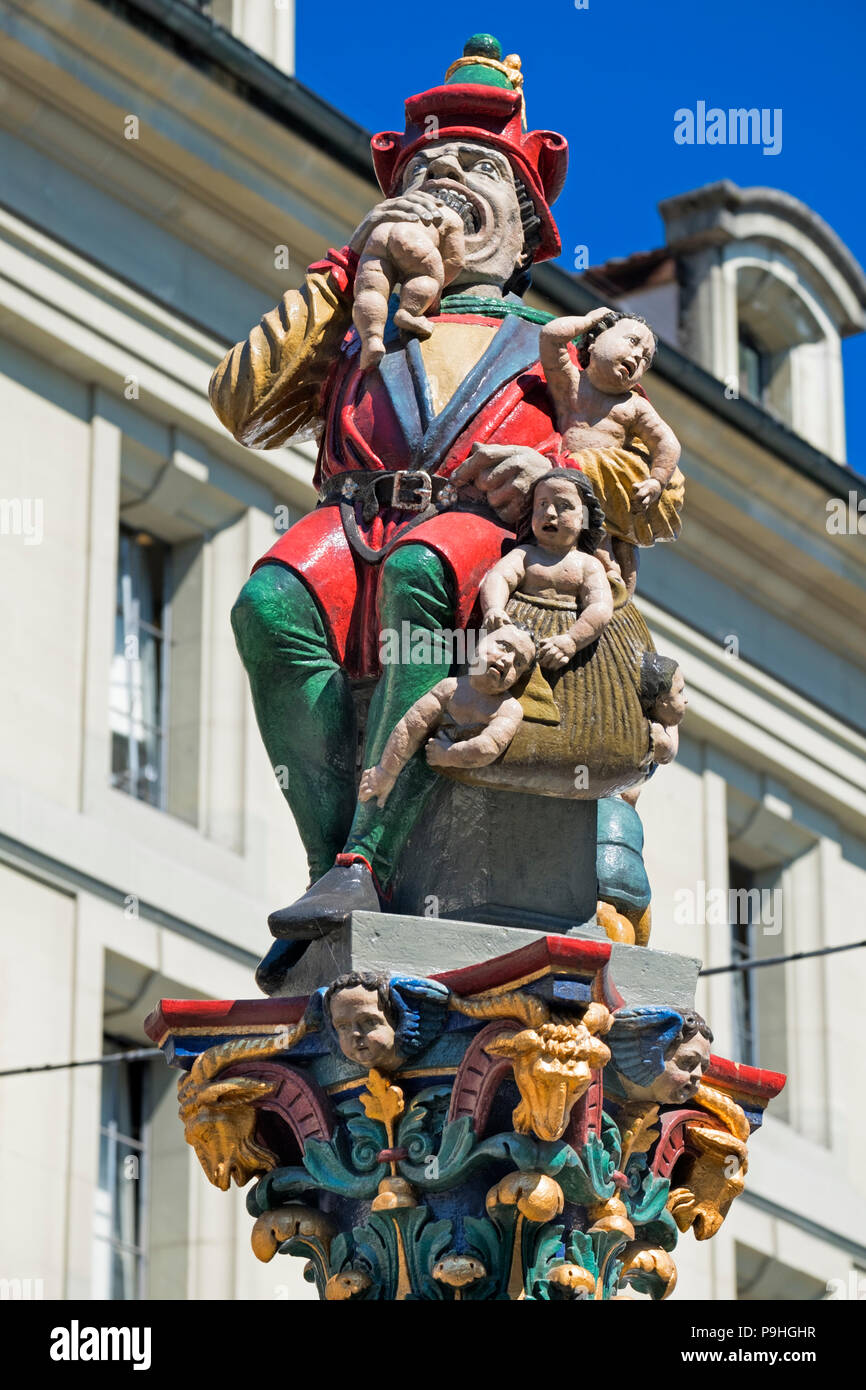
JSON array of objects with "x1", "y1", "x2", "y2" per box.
[
  {"x1": 532, "y1": 477, "x2": 586, "y2": 550},
  {"x1": 329, "y1": 984, "x2": 401, "y2": 1070},
  {"x1": 586, "y1": 318, "x2": 656, "y2": 393},
  {"x1": 400, "y1": 140, "x2": 525, "y2": 288},
  {"x1": 473, "y1": 625, "x2": 535, "y2": 692},
  {"x1": 653, "y1": 1031, "x2": 712, "y2": 1104},
  {"x1": 653, "y1": 667, "x2": 687, "y2": 725}
]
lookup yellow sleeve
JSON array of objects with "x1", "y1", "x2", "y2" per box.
[{"x1": 208, "y1": 259, "x2": 353, "y2": 449}]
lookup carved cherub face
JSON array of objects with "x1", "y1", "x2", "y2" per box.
[
  {"x1": 531, "y1": 476, "x2": 585, "y2": 550},
  {"x1": 653, "y1": 1030, "x2": 712, "y2": 1105},
  {"x1": 652, "y1": 666, "x2": 687, "y2": 725},
  {"x1": 586, "y1": 318, "x2": 656, "y2": 393},
  {"x1": 471, "y1": 624, "x2": 535, "y2": 693},
  {"x1": 328, "y1": 985, "x2": 402, "y2": 1071},
  {"x1": 401, "y1": 140, "x2": 524, "y2": 287}
]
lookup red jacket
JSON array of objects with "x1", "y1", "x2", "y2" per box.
[{"x1": 252, "y1": 263, "x2": 570, "y2": 677}]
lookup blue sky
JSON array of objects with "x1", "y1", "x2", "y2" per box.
[{"x1": 297, "y1": 0, "x2": 866, "y2": 476}]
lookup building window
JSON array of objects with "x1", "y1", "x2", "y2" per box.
[
  {"x1": 726, "y1": 851, "x2": 789, "y2": 1116},
  {"x1": 93, "y1": 1042, "x2": 149, "y2": 1300},
  {"x1": 109, "y1": 527, "x2": 169, "y2": 808},
  {"x1": 737, "y1": 328, "x2": 769, "y2": 405},
  {"x1": 730, "y1": 859, "x2": 758, "y2": 1067},
  {"x1": 736, "y1": 1243, "x2": 828, "y2": 1300}
]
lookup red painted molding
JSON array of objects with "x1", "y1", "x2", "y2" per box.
[
  {"x1": 432, "y1": 934, "x2": 612, "y2": 995},
  {"x1": 706, "y1": 1053, "x2": 787, "y2": 1101},
  {"x1": 143, "y1": 942, "x2": 786, "y2": 1116},
  {"x1": 143, "y1": 996, "x2": 307, "y2": 1042},
  {"x1": 145, "y1": 938, "x2": 614, "y2": 1045}
]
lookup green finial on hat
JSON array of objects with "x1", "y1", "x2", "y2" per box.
[{"x1": 444, "y1": 34, "x2": 524, "y2": 95}]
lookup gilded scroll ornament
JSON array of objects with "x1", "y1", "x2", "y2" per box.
[{"x1": 251, "y1": 1205, "x2": 337, "y2": 1264}]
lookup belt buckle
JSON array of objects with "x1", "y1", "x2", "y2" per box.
[{"x1": 391, "y1": 470, "x2": 433, "y2": 511}]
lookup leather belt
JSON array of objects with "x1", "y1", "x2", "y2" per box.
[
  {"x1": 320, "y1": 469, "x2": 480, "y2": 565},
  {"x1": 321, "y1": 469, "x2": 458, "y2": 523}
]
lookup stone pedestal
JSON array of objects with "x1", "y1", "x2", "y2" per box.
[
  {"x1": 279, "y1": 910, "x2": 698, "y2": 1005},
  {"x1": 391, "y1": 781, "x2": 598, "y2": 929}
]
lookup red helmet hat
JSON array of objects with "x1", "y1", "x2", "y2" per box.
[{"x1": 370, "y1": 35, "x2": 568, "y2": 264}]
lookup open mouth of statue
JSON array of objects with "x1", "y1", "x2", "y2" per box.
[{"x1": 428, "y1": 183, "x2": 484, "y2": 235}]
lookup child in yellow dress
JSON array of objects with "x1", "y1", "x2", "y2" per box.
[{"x1": 540, "y1": 307, "x2": 685, "y2": 594}]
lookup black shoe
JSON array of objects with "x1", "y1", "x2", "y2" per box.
[
  {"x1": 255, "y1": 938, "x2": 311, "y2": 996},
  {"x1": 266, "y1": 861, "x2": 380, "y2": 940}
]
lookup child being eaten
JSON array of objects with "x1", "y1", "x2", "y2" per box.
[{"x1": 352, "y1": 204, "x2": 465, "y2": 371}]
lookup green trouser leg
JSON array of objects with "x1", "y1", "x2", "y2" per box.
[
  {"x1": 343, "y1": 543, "x2": 454, "y2": 889},
  {"x1": 231, "y1": 563, "x2": 357, "y2": 884}
]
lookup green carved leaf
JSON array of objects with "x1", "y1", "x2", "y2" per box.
[
  {"x1": 464, "y1": 1206, "x2": 519, "y2": 1301},
  {"x1": 566, "y1": 1229, "x2": 600, "y2": 1277},
  {"x1": 558, "y1": 1131, "x2": 617, "y2": 1205},
  {"x1": 603, "y1": 1254, "x2": 625, "y2": 1299},
  {"x1": 329, "y1": 1231, "x2": 353, "y2": 1271},
  {"x1": 435, "y1": 1115, "x2": 479, "y2": 1175},
  {"x1": 398, "y1": 1115, "x2": 477, "y2": 1189},
  {"x1": 398, "y1": 1208, "x2": 453, "y2": 1301},
  {"x1": 397, "y1": 1086, "x2": 452, "y2": 1166},
  {"x1": 352, "y1": 1218, "x2": 394, "y2": 1297},
  {"x1": 339, "y1": 1097, "x2": 388, "y2": 1172},
  {"x1": 247, "y1": 1167, "x2": 319, "y2": 1213},
  {"x1": 625, "y1": 1156, "x2": 671, "y2": 1226},
  {"x1": 523, "y1": 1222, "x2": 567, "y2": 1300},
  {"x1": 463, "y1": 1214, "x2": 504, "y2": 1276},
  {"x1": 302, "y1": 1135, "x2": 386, "y2": 1198},
  {"x1": 323, "y1": 1226, "x2": 383, "y2": 1300},
  {"x1": 621, "y1": 1266, "x2": 668, "y2": 1300},
  {"x1": 602, "y1": 1110, "x2": 623, "y2": 1168},
  {"x1": 282, "y1": 1234, "x2": 329, "y2": 1297},
  {"x1": 638, "y1": 1208, "x2": 679, "y2": 1252}
]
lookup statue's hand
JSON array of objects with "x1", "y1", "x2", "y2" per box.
[
  {"x1": 358, "y1": 765, "x2": 395, "y2": 807},
  {"x1": 583, "y1": 306, "x2": 615, "y2": 330},
  {"x1": 483, "y1": 607, "x2": 511, "y2": 632},
  {"x1": 537, "y1": 634, "x2": 577, "y2": 670},
  {"x1": 631, "y1": 477, "x2": 662, "y2": 513},
  {"x1": 453, "y1": 443, "x2": 553, "y2": 526},
  {"x1": 425, "y1": 733, "x2": 453, "y2": 768},
  {"x1": 349, "y1": 191, "x2": 467, "y2": 257}
]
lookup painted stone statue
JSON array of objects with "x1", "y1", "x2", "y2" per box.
[
  {"x1": 211, "y1": 33, "x2": 674, "y2": 988},
  {"x1": 147, "y1": 34, "x2": 786, "y2": 1302}
]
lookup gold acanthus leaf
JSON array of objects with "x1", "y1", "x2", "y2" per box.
[{"x1": 360, "y1": 1068, "x2": 405, "y2": 1130}]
